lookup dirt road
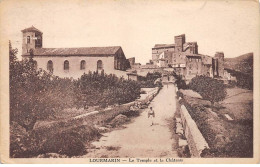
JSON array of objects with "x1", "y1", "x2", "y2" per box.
[{"x1": 83, "y1": 84, "x2": 178, "y2": 158}]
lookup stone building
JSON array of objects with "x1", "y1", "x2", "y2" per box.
[
  {"x1": 21, "y1": 26, "x2": 130, "y2": 78},
  {"x1": 151, "y1": 34, "x2": 224, "y2": 80},
  {"x1": 152, "y1": 44, "x2": 175, "y2": 64},
  {"x1": 127, "y1": 57, "x2": 135, "y2": 66}
]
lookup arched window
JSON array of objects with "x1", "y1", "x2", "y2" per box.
[
  {"x1": 97, "y1": 60, "x2": 103, "y2": 70},
  {"x1": 64, "y1": 60, "x2": 69, "y2": 71},
  {"x1": 47, "y1": 60, "x2": 53, "y2": 72},
  {"x1": 80, "y1": 60, "x2": 86, "y2": 70}
]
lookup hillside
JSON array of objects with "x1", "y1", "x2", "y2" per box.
[{"x1": 224, "y1": 53, "x2": 253, "y2": 75}]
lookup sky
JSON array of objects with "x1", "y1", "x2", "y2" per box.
[{"x1": 1, "y1": 0, "x2": 259, "y2": 64}]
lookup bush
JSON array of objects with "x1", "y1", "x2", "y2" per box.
[
  {"x1": 41, "y1": 125, "x2": 100, "y2": 156},
  {"x1": 138, "y1": 72, "x2": 162, "y2": 88},
  {"x1": 76, "y1": 72, "x2": 141, "y2": 108},
  {"x1": 174, "y1": 75, "x2": 188, "y2": 89},
  {"x1": 10, "y1": 41, "x2": 78, "y2": 131},
  {"x1": 225, "y1": 68, "x2": 253, "y2": 90},
  {"x1": 188, "y1": 76, "x2": 227, "y2": 105}
]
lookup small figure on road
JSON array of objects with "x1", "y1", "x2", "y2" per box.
[{"x1": 148, "y1": 107, "x2": 155, "y2": 126}]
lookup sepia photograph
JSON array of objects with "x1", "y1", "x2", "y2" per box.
[{"x1": 0, "y1": 0, "x2": 259, "y2": 164}]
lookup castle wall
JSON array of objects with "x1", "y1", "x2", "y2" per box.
[
  {"x1": 185, "y1": 57, "x2": 202, "y2": 80},
  {"x1": 214, "y1": 52, "x2": 224, "y2": 78},
  {"x1": 152, "y1": 47, "x2": 175, "y2": 63}
]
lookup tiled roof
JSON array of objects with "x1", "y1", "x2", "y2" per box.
[
  {"x1": 22, "y1": 46, "x2": 122, "y2": 56},
  {"x1": 186, "y1": 55, "x2": 202, "y2": 58},
  {"x1": 153, "y1": 44, "x2": 175, "y2": 49},
  {"x1": 21, "y1": 26, "x2": 42, "y2": 34}
]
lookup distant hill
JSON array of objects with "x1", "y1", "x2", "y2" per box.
[{"x1": 224, "y1": 53, "x2": 253, "y2": 75}]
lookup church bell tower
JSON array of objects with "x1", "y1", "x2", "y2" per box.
[{"x1": 21, "y1": 26, "x2": 43, "y2": 55}]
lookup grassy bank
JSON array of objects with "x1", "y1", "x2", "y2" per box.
[
  {"x1": 10, "y1": 104, "x2": 139, "y2": 158},
  {"x1": 11, "y1": 87, "x2": 160, "y2": 158},
  {"x1": 177, "y1": 87, "x2": 253, "y2": 157}
]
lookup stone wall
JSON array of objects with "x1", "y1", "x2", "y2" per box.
[
  {"x1": 214, "y1": 52, "x2": 224, "y2": 78},
  {"x1": 179, "y1": 103, "x2": 209, "y2": 157}
]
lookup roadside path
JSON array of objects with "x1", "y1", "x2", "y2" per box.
[{"x1": 83, "y1": 84, "x2": 178, "y2": 158}]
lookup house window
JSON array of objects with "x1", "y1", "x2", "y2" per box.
[
  {"x1": 80, "y1": 60, "x2": 86, "y2": 70},
  {"x1": 64, "y1": 60, "x2": 69, "y2": 71},
  {"x1": 97, "y1": 60, "x2": 103, "y2": 70},
  {"x1": 47, "y1": 60, "x2": 53, "y2": 72},
  {"x1": 27, "y1": 36, "x2": 30, "y2": 44}
]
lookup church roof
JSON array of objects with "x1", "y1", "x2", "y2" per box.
[
  {"x1": 22, "y1": 46, "x2": 122, "y2": 57},
  {"x1": 21, "y1": 26, "x2": 43, "y2": 34}
]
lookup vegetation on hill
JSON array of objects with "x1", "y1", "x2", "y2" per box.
[
  {"x1": 188, "y1": 76, "x2": 227, "y2": 105},
  {"x1": 224, "y1": 53, "x2": 253, "y2": 75},
  {"x1": 224, "y1": 53, "x2": 253, "y2": 90}
]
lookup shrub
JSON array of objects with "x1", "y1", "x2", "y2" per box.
[
  {"x1": 138, "y1": 72, "x2": 162, "y2": 88},
  {"x1": 188, "y1": 76, "x2": 227, "y2": 105},
  {"x1": 40, "y1": 125, "x2": 101, "y2": 157},
  {"x1": 10, "y1": 41, "x2": 78, "y2": 131},
  {"x1": 174, "y1": 75, "x2": 188, "y2": 89},
  {"x1": 225, "y1": 68, "x2": 253, "y2": 90},
  {"x1": 76, "y1": 72, "x2": 141, "y2": 108}
]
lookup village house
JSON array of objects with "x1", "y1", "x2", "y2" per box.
[
  {"x1": 21, "y1": 26, "x2": 130, "y2": 79},
  {"x1": 151, "y1": 34, "x2": 226, "y2": 81}
]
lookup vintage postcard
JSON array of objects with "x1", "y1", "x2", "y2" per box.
[{"x1": 0, "y1": 0, "x2": 259, "y2": 164}]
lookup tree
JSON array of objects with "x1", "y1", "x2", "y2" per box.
[
  {"x1": 174, "y1": 74, "x2": 188, "y2": 89},
  {"x1": 188, "y1": 76, "x2": 227, "y2": 105},
  {"x1": 9, "y1": 41, "x2": 77, "y2": 131}
]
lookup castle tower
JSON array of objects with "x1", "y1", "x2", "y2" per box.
[
  {"x1": 214, "y1": 52, "x2": 224, "y2": 77},
  {"x1": 174, "y1": 34, "x2": 186, "y2": 52},
  {"x1": 21, "y1": 26, "x2": 43, "y2": 55},
  {"x1": 190, "y1": 42, "x2": 198, "y2": 54}
]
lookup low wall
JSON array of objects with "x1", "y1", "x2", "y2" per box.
[
  {"x1": 138, "y1": 87, "x2": 160, "y2": 105},
  {"x1": 180, "y1": 104, "x2": 209, "y2": 157},
  {"x1": 73, "y1": 87, "x2": 160, "y2": 122}
]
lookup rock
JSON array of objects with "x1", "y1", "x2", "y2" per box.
[
  {"x1": 179, "y1": 138, "x2": 188, "y2": 147},
  {"x1": 179, "y1": 89, "x2": 202, "y2": 99},
  {"x1": 224, "y1": 114, "x2": 233, "y2": 121},
  {"x1": 97, "y1": 126, "x2": 109, "y2": 132},
  {"x1": 213, "y1": 134, "x2": 231, "y2": 148},
  {"x1": 37, "y1": 153, "x2": 68, "y2": 158},
  {"x1": 110, "y1": 114, "x2": 130, "y2": 127},
  {"x1": 175, "y1": 117, "x2": 182, "y2": 123},
  {"x1": 176, "y1": 125, "x2": 184, "y2": 135},
  {"x1": 176, "y1": 122, "x2": 183, "y2": 128}
]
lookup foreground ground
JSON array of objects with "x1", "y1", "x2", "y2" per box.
[{"x1": 82, "y1": 84, "x2": 178, "y2": 158}]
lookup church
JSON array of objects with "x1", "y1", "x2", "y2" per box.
[{"x1": 21, "y1": 26, "x2": 130, "y2": 78}]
